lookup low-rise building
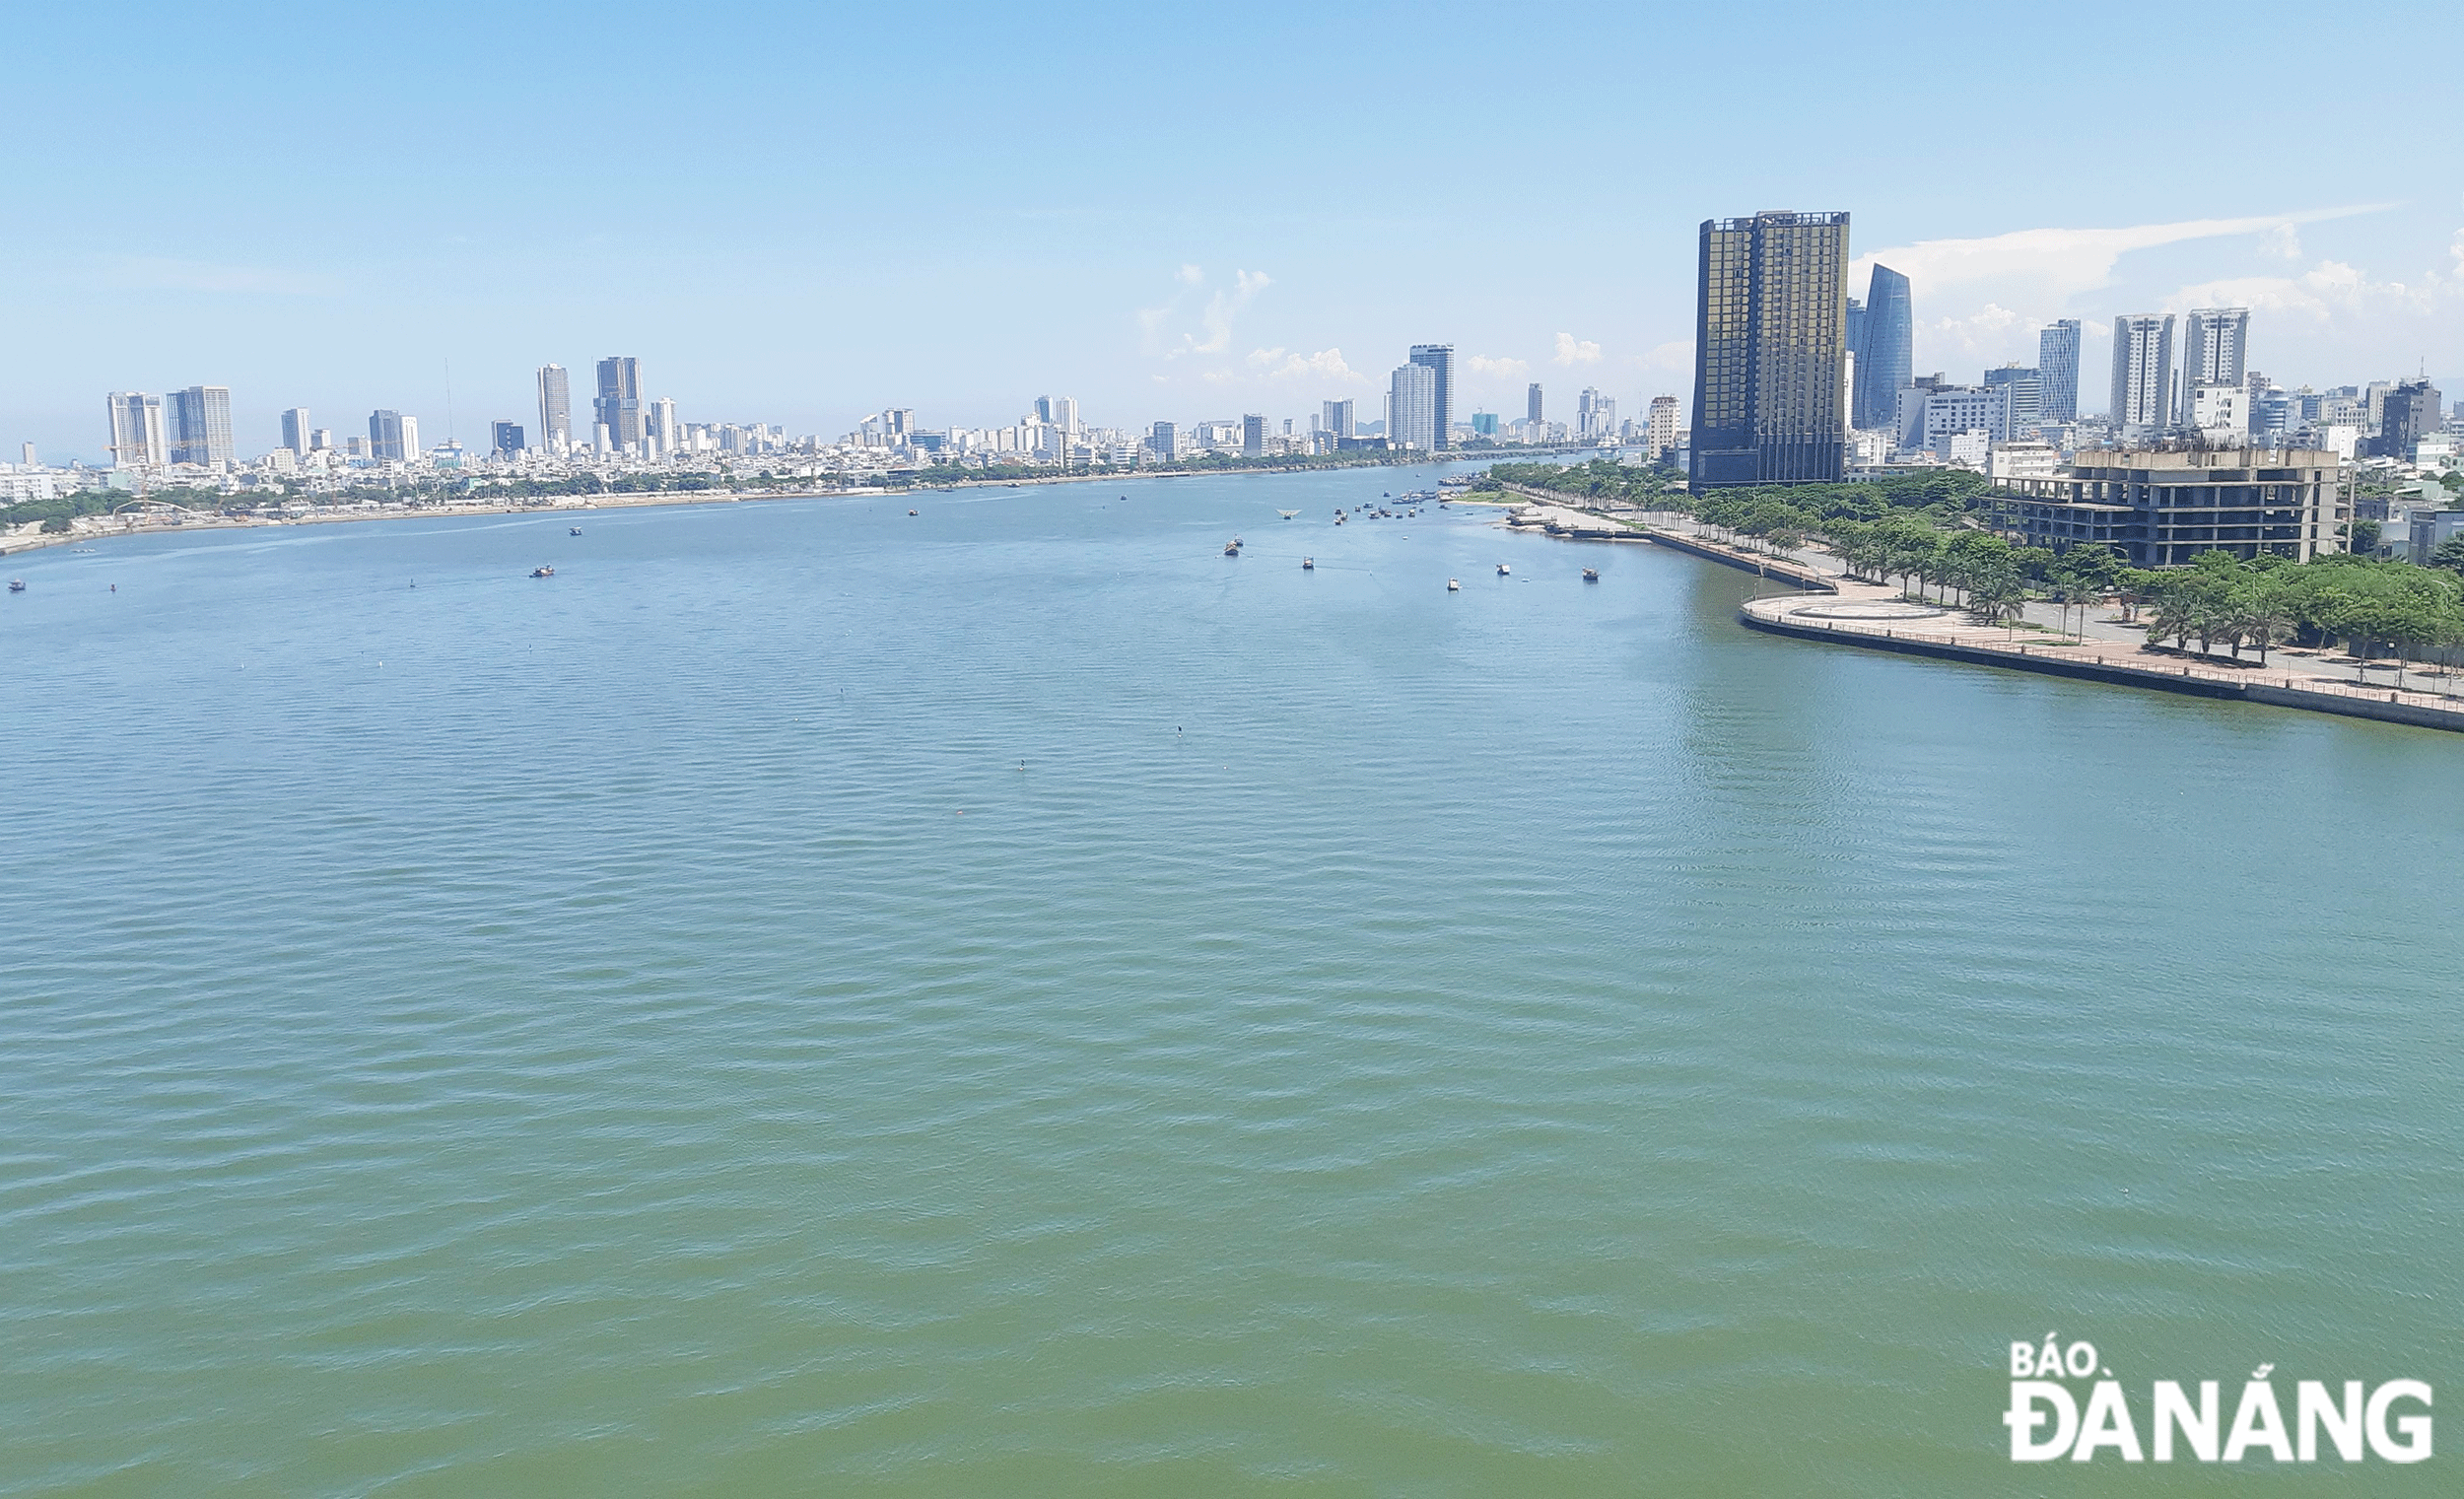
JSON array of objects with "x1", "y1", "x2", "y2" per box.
[
  {"x1": 1990, "y1": 446, "x2": 2346, "y2": 565},
  {"x1": 1987, "y1": 440, "x2": 2062, "y2": 482}
]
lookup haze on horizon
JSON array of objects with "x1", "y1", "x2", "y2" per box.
[{"x1": 7, "y1": 0, "x2": 2461, "y2": 461}]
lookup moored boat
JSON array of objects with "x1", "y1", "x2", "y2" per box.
[
  {"x1": 1583, "y1": 568, "x2": 1600, "y2": 581},
  {"x1": 1446, "y1": 579, "x2": 1460, "y2": 591},
  {"x1": 1302, "y1": 557, "x2": 1315, "y2": 570},
  {"x1": 530, "y1": 565, "x2": 555, "y2": 578},
  {"x1": 1496, "y1": 563, "x2": 1511, "y2": 576}
]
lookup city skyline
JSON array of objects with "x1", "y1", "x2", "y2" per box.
[{"x1": 7, "y1": 2, "x2": 2463, "y2": 461}]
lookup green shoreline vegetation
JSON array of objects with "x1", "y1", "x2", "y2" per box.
[{"x1": 1484, "y1": 458, "x2": 2464, "y2": 668}]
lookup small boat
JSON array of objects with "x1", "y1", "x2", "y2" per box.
[
  {"x1": 1224, "y1": 539, "x2": 1242, "y2": 557},
  {"x1": 1583, "y1": 568, "x2": 1600, "y2": 581},
  {"x1": 530, "y1": 566, "x2": 555, "y2": 578},
  {"x1": 908, "y1": 509, "x2": 919, "y2": 516},
  {"x1": 1446, "y1": 579, "x2": 1460, "y2": 591},
  {"x1": 1301, "y1": 557, "x2": 1315, "y2": 570},
  {"x1": 1277, "y1": 510, "x2": 1299, "y2": 519},
  {"x1": 1496, "y1": 563, "x2": 1511, "y2": 576},
  {"x1": 570, "y1": 526, "x2": 583, "y2": 535},
  {"x1": 7, "y1": 579, "x2": 23, "y2": 592}
]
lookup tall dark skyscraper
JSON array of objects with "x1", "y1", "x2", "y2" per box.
[
  {"x1": 1527, "y1": 382, "x2": 1543, "y2": 426},
  {"x1": 2036, "y1": 319, "x2": 2082, "y2": 423},
  {"x1": 1408, "y1": 344, "x2": 1455, "y2": 449},
  {"x1": 1850, "y1": 264, "x2": 1910, "y2": 433},
  {"x1": 1690, "y1": 211, "x2": 1850, "y2": 491},
  {"x1": 595, "y1": 357, "x2": 644, "y2": 450},
  {"x1": 369, "y1": 409, "x2": 408, "y2": 462}
]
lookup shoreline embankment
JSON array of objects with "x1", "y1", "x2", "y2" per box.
[{"x1": 1740, "y1": 593, "x2": 2464, "y2": 735}]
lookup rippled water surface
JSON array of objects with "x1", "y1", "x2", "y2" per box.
[{"x1": 5, "y1": 469, "x2": 2461, "y2": 1495}]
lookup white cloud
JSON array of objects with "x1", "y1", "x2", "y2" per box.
[
  {"x1": 1849, "y1": 204, "x2": 2390, "y2": 304},
  {"x1": 1919, "y1": 303, "x2": 2025, "y2": 369},
  {"x1": 2163, "y1": 257, "x2": 2451, "y2": 322},
  {"x1": 1552, "y1": 332, "x2": 1602, "y2": 366},
  {"x1": 1141, "y1": 265, "x2": 1272, "y2": 361},
  {"x1": 1468, "y1": 354, "x2": 1529, "y2": 376},
  {"x1": 1639, "y1": 340, "x2": 1693, "y2": 375},
  {"x1": 1245, "y1": 346, "x2": 1366, "y2": 383},
  {"x1": 1180, "y1": 268, "x2": 1270, "y2": 357}
]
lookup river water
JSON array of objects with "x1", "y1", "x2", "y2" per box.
[{"x1": 4, "y1": 466, "x2": 2459, "y2": 1494}]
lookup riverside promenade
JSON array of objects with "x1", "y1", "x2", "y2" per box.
[
  {"x1": 1742, "y1": 584, "x2": 2464, "y2": 734},
  {"x1": 1500, "y1": 496, "x2": 1837, "y2": 592}
]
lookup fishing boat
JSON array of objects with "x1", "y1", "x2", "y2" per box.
[
  {"x1": 530, "y1": 565, "x2": 555, "y2": 578},
  {"x1": 1496, "y1": 563, "x2": 1511, "y2": 576},
  {"x1": 908, "y1": 509, "x2": 919, "y2": 515},
  {"x1": 1583, "y1": 568, "x2": 1600, "y2": 581},
  {"x1": 1301, "y1": 557, "x2": 1315, "y2": 570},
  {"x1": 1446, "y1": 579, "x2": 1460, "y2": 591},
  {"x1": 570, "y1": 526, "x2": 583, "y2": 535},
  {"x1": 7, "y1": 579, "x2": 23, "y2": 592},
  {"x1": 1277, "y1": 510, "x2": 1299, "y2": 519},
  {"x1": 1224, "y1": 538, "x2": 1242, "y2": 556}
]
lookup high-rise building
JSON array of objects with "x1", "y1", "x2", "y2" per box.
[
  {"x1": 1982, "y1": 365, "x2": 2042, "y2": 436},
  {"x1": 280, "y1": 408, "x2": 311, "y2": 456},
  {"x1": 1577, "y1": 388, "x2": 1618, "y2": 441},
  {"x1": 537, "y1": 366, "x2": 571, "y2": 449},
  {"x1": 2182, "y1": 307, "x2": 2251, "y2": 391},
  {"x1": 491, "y1": 421, "x2": 524, "y2": 455},
  {"x1": 1149, "y1": 421, "x2": 1177, "y2": 459},
  {"x1": 1321, "y1": 398, "x2": 1354, "y2": 439},
  {"x1": 1408, "y1": 344, "x2": 1455, "y2": 449},
  {"x1": 1242, "y1": 413, "x2": 1267, "y2": 456},
  {"x1": 2037, "y1": 320, "x2": 2082, "y2": 423},
  {"x1": 1690, "y1": 210, "x2": 1851, "y2": 491},
  {"x1": 169, "y1": 385, "x2": 234, "y2": 466},
  {"x1": 2109, "y1": 314, "x2": 2176, "y2": 435},
  {"x1": 1388, "y1": 363, "x2": 1437, "y2": 450},
  {"x1": 648, "y1": 397, "x2": 678, "y2": 455},
  {"x1": 1527, "y1": 382, "x2": 1543, "y2": 425},
  {"x1": 1647, "y1": 395, "x2": 1679, "y2": 457},
  {"x1": 594, "y1": 357, "x2": 643, "y2": 451},
  {"x1": 105, "y1": 392, "x2": 167, "y2": 467},
  {"x1": 2372, "y1": 379, "x2": 2444, "y2": 459},
  {"x1": 1850, "y1": 264, "x2": 1911, "y2": 433},
  {"x1": 369, "y1": 410, "x2": 408, "y2": 462}
]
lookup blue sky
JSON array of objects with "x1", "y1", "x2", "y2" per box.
[{"x1": 7, "y1": 0, "x2": 2462, "y2": 460}]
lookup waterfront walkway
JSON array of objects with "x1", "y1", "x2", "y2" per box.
[{"x1": 1742, "y1": 584, "x2": 2464, "y2": 734}]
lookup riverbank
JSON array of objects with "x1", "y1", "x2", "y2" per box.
[
  {"x1": 1741, "y1": 585, "x2": 2464, "y2": 734},
  {"x1": 2, "y1": 452, "x2": 1527, "y2": 561},
  {"x1": 1496, "y1": 493, "x2": 1837, "y2": 591}
]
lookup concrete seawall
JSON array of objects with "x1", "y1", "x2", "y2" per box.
[
  {"x1": 1741, "y1": 606, "x2": 2464, "y2": 734},
  {"x1": 1642, "y1": 530, "x2": 1837, "y2": 592}
]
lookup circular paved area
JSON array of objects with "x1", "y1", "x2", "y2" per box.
[{"x1": 1788, "y1": 600, "x2": 1951, "y2": 622}]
